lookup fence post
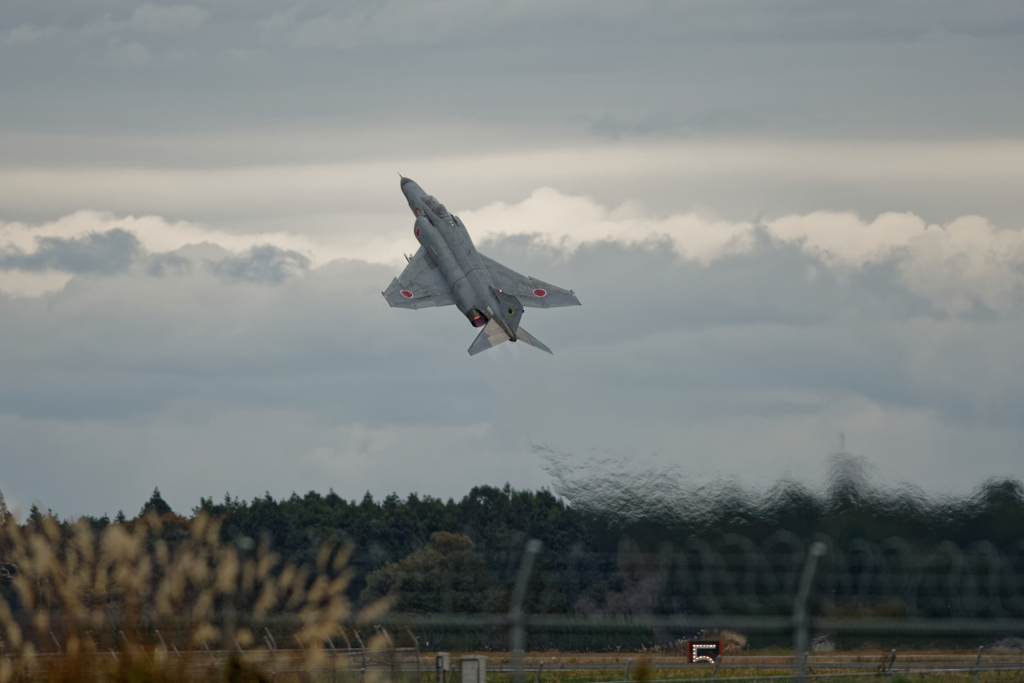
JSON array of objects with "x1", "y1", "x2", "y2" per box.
[
  {"x1": 339, "y1": 630, "x2": 353, "y2": 683},
  {"x1": 326, "y1": 637, "x2": 338, "y2": 683},
  {"x1": 355, "y1": 631, "x2": 367, "y2": 683},
  {"x1": 510, "y1": 539, "x2": 543, "y2": 683},
  {"x1": 793, "y1": 541, "x2": 827, "y2": 683},
  {"x1": 973, "y1": 645, "x2": 984, "y2": 683},
  {"x1": 407, "y1": 628, "x2": 421, "y2": 683},
  {"x1": 263, "y1": 630, "x2": 277, "y2": 683}
]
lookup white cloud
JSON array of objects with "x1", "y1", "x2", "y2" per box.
[
  {"x1": 0, "y1": 211, "x2": 326, "y2": 295},
  {"x1": 465, "y1": 187, "x2": 756, "y2": 264},
  {"x1": 0, "y1": 270, "x2": 73, "y2": 298},
  {"x1": 465, "y1": 189, "x2": 1024, "y2": 314},
  {"x1": 0, "y1": 210, "x2": 317, "y2": 260},
  {"x1": 5, "y1": 192, "x2": 1024, "y2": 315},
  {"x1": 766, "y1": 211, "x2": 928, "y2": 267},
  {"x1": 764, "y1": 212, "x2": 1024, "y2": 313},
  {"x1": 5, "y1": 24, "x2": 56, "y2": 44}
]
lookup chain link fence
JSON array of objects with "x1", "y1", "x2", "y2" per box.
[
  {"x1": 371, "y1": 536, "x2": 1024, "y2": 683},
  {"x1": 4, "y1": 524, "x2": 1024, "y2": 682}
]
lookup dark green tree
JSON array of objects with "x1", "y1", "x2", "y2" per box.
[
  {"x1": 140, "y1": 487, "x2": 173, "y2": 517},
  {"x1": 361, "y1": 531, "x2": 505, "y2": 613}
]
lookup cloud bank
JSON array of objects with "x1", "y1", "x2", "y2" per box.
[
  {"x1": 5, "y1": 190, "x2": 1022, "y2": 318},
  {"x1": 0, "y1": 189, "x2": 1021, "y2": 517}
]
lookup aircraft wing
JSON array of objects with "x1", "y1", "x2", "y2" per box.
[
  {"x1": 479, "y1": 253, "x2": 581, "y2": 309},
  {"x1": 383, "y1": 247, "x2": 456, "y2": 309}
]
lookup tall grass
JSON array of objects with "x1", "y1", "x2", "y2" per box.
[{"x1": 0, "y1": 510, "x2": 390, "y2": 682}]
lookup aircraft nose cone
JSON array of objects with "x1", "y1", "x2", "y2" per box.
[{"x1": 400, "y1": 176, "x2": 414, "y2": 189}]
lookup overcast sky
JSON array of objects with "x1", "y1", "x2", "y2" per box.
[{"x1": 2, "y1": 0, "x2": 1023, "y2": 518}]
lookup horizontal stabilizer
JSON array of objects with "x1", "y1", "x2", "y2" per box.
[
  {"x1": 468, "y1": 318, "x2": 510, "y2": 356},
  {"x1": 515, "y1": 327, "x2": 553, "y2": 354}
]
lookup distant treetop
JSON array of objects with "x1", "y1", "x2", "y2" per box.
[{"x1": 140, "y1": 487, "x2": 173, "y2": 517}]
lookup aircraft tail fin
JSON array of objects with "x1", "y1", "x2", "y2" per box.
[
  {"x1": 468, "y1": 318, "x2": 510, "y2": 356},
  {"x1": 468, "y1": 319, "x2": 554, "y2": 356},
  {"x1": 515, "y1": 327, "x2": 553, "y2": 354}
]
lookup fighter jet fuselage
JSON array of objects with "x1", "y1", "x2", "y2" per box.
[
  {"x1": 384, "y1": 178, "x2": 580, "y2": 355},
  {"x1": 401, "y1": 178, "x2": 524, "y2": 340}
]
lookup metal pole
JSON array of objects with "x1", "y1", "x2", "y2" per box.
[
  {"x1": 793, "y1": 541, "x2": 827, "y2": 683},
  {"x1": 355, "y1": 631, "x2": 367, "y2": 683},
  {"x1": 623, "y1": 658, "x2": 632, "y2": 682},
  {"x1": 510, "y1": 539, "x2": 543, "y2": 683},
  {"x1": 264, "y1": 629, "x2": 277, "y2": 682},
  {"x1": 340, "y1": 629, "x2": 353, "y2": 683},
  {"x1": 328, "y1": 637, "x2": 338, "y2": 683},
  {"x1": 407, "y1": 628, "x2": 421, "y2": 683},
  {"x1": 973, "y1": 645, "x2": 984, "y2": 683}
]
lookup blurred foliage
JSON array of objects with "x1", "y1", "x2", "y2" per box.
[
  {"x1": 0, "y1": 509, "x2": 373, "y2": 682},
  {"x1": 361, "y1": 532, "x2": 505, "y2": 613}
]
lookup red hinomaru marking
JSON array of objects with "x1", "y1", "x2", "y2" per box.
[
  {"x1": 400, "y1": 290, "x2": 414, "y2": 298},
  {"x1": 533, "y1": 288, "x2": 547, "y2": 297},
  {"x1": 415, "y1": 227, "x2": 421, "y2": 237}
]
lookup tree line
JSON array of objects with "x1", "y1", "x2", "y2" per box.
[{"x1": 6, "y1": 464, "x2": 1024, "y2": 618}]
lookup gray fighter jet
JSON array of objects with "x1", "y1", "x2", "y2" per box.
[{"x1": 383, "y1": 177, "x2": 580, "y2": 355}]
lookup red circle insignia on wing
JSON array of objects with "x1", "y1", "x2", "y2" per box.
[
  {"x1": 533, "y1": 288, "x2": 547, "y2": 297},
  {"x1": 400, "y1": 290, "x2": 414, "y2": 298}
]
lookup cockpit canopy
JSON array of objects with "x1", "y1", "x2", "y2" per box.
[{"x1": 421, "y1": 195, "x2": 450, "y2": 219}]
